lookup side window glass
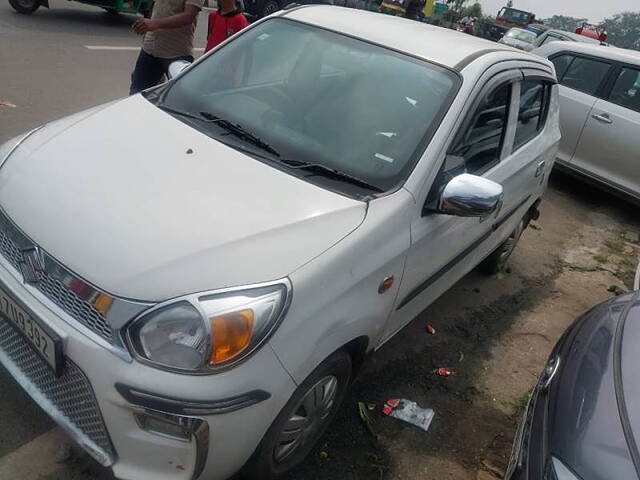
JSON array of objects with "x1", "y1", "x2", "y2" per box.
[
  {"x1": 560, "y1": 56, "x2": 610, "y2": 95},
  {"x1": 608, "y1": 67, "x2": 640, "y2": 113},
  {"x1": 550, "y1": 55, "x2": 573, "y2": 81},
  {"x1": 450, "y1": 82, "x2": 512, "y2": 175},
  {"x1": 542, "y1": 34, "x2": 561, "y2": 45},
  {"x1": 514, "y1": 80, "x2": 549, "y2": 149}
]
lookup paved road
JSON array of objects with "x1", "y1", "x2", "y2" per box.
[
  {"x1": 0, "y1": 0, "x2": 208, "y2": 143},
  {"x1": 0, "y1": 2, "x2": 206, "y2": 477}
]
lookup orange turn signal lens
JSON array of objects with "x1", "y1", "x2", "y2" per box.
[{"x1": 210, "y1": 309, "x2": 254, "y2": 364}]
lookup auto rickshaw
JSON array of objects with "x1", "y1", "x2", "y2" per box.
[{"x1": 8, "y1": 0, "x2": 153, "y2": 16}]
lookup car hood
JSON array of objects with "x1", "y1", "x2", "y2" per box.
[
  {"x1": 549, "y1": 293, "x2": 640, "y2": 479},
  {"x1": 0, "y1": 96, "x2": 367, "y2": 301}
]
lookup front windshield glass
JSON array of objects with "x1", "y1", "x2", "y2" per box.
[
  {"x1": 159, "y1": 18, "x2": 459, "y2": 194},
  {"x1": 506, "y1": 29, "x2": 536, "y2": 43}
]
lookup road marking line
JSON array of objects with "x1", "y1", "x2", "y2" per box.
[
  {"x1": 0, "y1": 428, "x2": 71, "y2": 479},
  {"x1": 85, "y1": 45, "x2": 205, "y2": 51}
]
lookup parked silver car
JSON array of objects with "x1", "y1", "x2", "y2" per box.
[
  {"x1": 533, "y1": 29, "x2": 603, "y2": 49},
  {"x1": 0, "y1": 6, "x2": 560, "y2": 480},
  {"x1": 533, "y1": 42, "x2": 640, "y2": 203}
]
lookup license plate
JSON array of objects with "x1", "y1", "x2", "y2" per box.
[{"x1": 0, "y1": 284, "x2": 63, "y2": 375}]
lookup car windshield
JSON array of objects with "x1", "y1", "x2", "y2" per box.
[
  {"x1": 506, "y1": 29, "x2": 536, "y2": 43},
  {"x1": 157, "y1": 18, "x2": 459, "y2": 195}
]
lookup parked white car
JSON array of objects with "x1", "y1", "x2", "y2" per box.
[
  {"x1": 533, "y1": 42, "x2": 640, "y2": 202},
  {"x1": 0, "y1": 6, "x2": 560, "y2": 480}
]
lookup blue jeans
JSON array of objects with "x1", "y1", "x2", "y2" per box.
[{"x1": 129, "y1": 50, "x2": 194, "y2": 95}]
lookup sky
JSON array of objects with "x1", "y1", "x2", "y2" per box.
[{"x1": 476, "y1": 0, "x2": 638, "y2": 23}]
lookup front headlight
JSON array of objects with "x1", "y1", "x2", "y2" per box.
[{"x1": 126, "y1": 280, "x2": 291, "y2": 372}]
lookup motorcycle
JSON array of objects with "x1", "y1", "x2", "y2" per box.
[{"x1": 456, "y1": 20, "x2": 475, "y2": 35}]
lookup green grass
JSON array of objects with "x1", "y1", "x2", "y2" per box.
[
  {"x1": 593, "y1": 254, "x2": 609, "y2": 264},
  {"x1": 515, "y1": 389, "x2": 533, "y2": 412},
  {"x1": 606, "y1": 239, "x2": 625, "y2": 254}
]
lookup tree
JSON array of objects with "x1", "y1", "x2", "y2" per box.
[
  {"x1": 540, "y1": 15, "x2": 587, "y2": 31},
  {"x1": 602, "y1": 12, "x2": 640, "y2": 50},
  {"x1": 461, "y1": 1, "x2": 482, "y2": 19}
]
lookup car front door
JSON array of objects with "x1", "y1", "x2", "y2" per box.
[
  {"x1": 381, "y1": 69, "x2": 522, "y2": 343},
  {"x1": 549, "y1": 53, "x2": 613, "y2": 164},
  {"x1": 570, "y1": 65, "x2": 640, "y2": 199}
]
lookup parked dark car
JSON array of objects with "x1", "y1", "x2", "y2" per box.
[{"x1": 507, "y1": 290, "x2": 640, "y2": 480}]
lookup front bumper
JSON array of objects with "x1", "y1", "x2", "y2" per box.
[{"x1": 0, "y1": 257, "x2": 297, "y2": 480}]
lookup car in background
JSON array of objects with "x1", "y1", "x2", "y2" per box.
[
  {"x1": 489, "y1": 6, "x2": 536, "y2": 40},
  {"x1": 533, "y1": 29, "x2": 603, "y2": 49},
  {"x1": 507, "y1": 290, "x2": 640, "y2": 480},
  {"x1": 498, "y1": 27, "x2": 538, "y2": 51},
  {"x1": 525, "y1": 23, "x2": 548, "y2": 37},
  {"x1": 532, "y1": 42, "x2": 640, "y2": 203}
]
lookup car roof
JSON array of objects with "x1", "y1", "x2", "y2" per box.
[
  {"x1": 543, "y1": 29, "x2": 600, "y2": 43},
  {"x1": 279, "y1": 5, "x2": 520, "y2": 70},
  {"x1": 535, "y1": 41, "x2": 640, "y2": 65}
]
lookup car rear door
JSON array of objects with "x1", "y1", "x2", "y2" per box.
[
  {"x1": 549, "y1": 53, "x2": 613, "y2": 164},
  {"x1": 570, "y1": 65, "x2": 640, "y2": 199}
]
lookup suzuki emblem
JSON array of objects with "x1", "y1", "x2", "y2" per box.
[{"x1": 19, "y1": 247, "x2": 44, "y2": 284}]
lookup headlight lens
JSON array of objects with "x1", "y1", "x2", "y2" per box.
[{"x1": 126, "y1": 281, "x2": 290, "y2": 372}]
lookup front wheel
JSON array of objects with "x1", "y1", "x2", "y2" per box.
[
  {"x1": 243, "y1": 351, "x2": 352, "y2": 479},
  {"x1": 9, "y1": 0, "x2": 40, "y2": 14},
  {"x1": 480, "y1": 217, "x2": 526, "y2": 274}
]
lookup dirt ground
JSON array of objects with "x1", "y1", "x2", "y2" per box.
[
  {"x1": 283, "y1": 170, "x2": 640, "y2": 480},
  {"x1": 40, "y1": 171, "x2": 639, "y2": 480}
]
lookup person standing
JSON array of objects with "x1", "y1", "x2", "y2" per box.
[
  {"x1": 204, "y1": 0, "x2": 249, "y2": 53},
  {"x1": 129, "y1": 0, "x2": 204, "y2": 94}
]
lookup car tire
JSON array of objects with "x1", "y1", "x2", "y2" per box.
[
  {"x1": 480, "y1": 216, "x2": 526, "y2": 274},
  {"x1": 9, "y1": 0, "x2": 40, "y2": 14},
  {"x1": 260, "y1": 0, "x2": 280, "y2": 17},
  {"x1": 242, "y1": 351, "x2": 352, "y2": 479}
]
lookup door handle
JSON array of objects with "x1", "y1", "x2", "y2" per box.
[
  {"x1": 592, "y1": 113, "x2": 613, "y2": 124},
  {"x1": 535, "y1": 160, "x2": 545, "y2": 178}
]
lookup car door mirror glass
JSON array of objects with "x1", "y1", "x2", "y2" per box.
[
  {"x1": 167, "y1": 60, "x2": 192, "y2": 80},
  {"x1": 435, "y1": 173, "x2": 504, "y2": 217}
]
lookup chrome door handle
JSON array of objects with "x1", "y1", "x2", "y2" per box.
[
  {"x1": 535, "y1": 160, "x2": 545, "y2": 178},
  {"x1": 592, "y1": 113, "x2": 612, "y2": 124}
]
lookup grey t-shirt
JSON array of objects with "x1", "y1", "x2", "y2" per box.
[{"x1": 142, "y1": 0, "x2": 203, "y2": 59}]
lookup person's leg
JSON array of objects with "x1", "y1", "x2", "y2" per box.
[{"x1": 129, "y1": 50, "x2": 166, "y2": 95}]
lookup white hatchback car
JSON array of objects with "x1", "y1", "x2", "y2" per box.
[
  {"x1": 533, "y1": 42, "x2": 640, "y2": 202},
  {"x1": 0, "y1": 6, "x2": 559, "y2": 480}
]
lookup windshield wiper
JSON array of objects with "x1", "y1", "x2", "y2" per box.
[
  {"x1": 276, "y1": 159, "x2": 384, "y2": 193},
  {"x1": 155, "y1": 104, "x2": 279, "y2": 157},
  {"x1": 155, "y1": 104, "x2": 383, "y2": 193},
  {"x1": 198, "y1": 111, "x2": 280, "y2": 157}
]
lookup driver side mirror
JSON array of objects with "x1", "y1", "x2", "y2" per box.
[
  {"x1": 433, "y1": 173, "x2": 504, "y2": 217},
  {"x1": 167, "y1": 60, "x2": 192, "y2": 80}
]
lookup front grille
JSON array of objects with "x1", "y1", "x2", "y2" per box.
[
  {"x1": 0, "y1": 316, "x2": 116, "y2": 460},
  {"x1": 0, "y1": 229, "x2": 113, "y2": 342}
]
